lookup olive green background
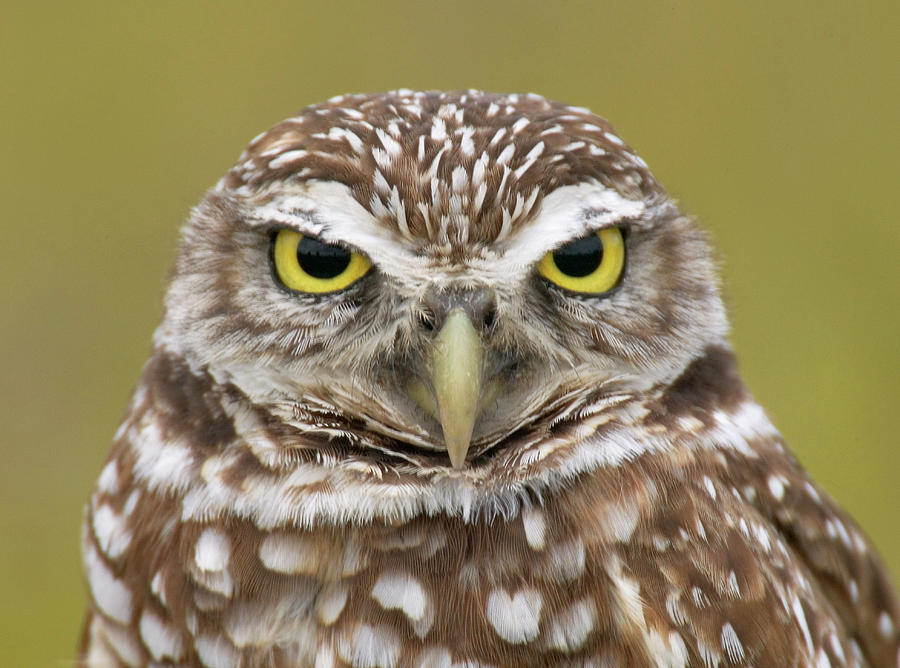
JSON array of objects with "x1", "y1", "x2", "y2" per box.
[{"x1": 2, "y1": 1, "x2": 898, "y2": 665}]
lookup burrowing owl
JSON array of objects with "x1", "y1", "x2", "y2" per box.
[{"x1": 80, "y1": 91, "x2": 899, "y2": 667}]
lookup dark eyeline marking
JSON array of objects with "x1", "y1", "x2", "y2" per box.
[
  {"x1": 143, "y1": 353, "x2": 237, "y2": 448},
  {"x1": 649, "y1": 345, "x2": 747, "y2": 425}
]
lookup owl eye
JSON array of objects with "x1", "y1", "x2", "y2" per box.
[
  {"x1": 272, "y1": 229, "x2": 371, "y2": 293},
  {"x1": 537, "y1": 227, "x2": 626, "y2": 294}
]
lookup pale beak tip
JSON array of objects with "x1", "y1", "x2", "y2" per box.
[{"x1": 446, "y1": 438, "x2": 470, "y2": 469}]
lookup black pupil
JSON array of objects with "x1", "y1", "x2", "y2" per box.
[
  {"x1": 297, "y1": 237, "x2": 351, "y2": 279},
  {"x1": 552, "y1": 234, "x2": 604, "y2": 277}
]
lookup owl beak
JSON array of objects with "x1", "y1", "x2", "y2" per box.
[{"x1": 430, "y1": 308, "x2": 484, "y2": 468}]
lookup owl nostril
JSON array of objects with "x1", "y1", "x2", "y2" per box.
[
  {"x1": 480, "y1": 302, "x2": 497, "y2": 331},
  {"x1": 418, "y1": 308, "x2": 436, "y2": 332},
  {"x1": 422, "y1": 287, "x2": 498, "y2": 334}
]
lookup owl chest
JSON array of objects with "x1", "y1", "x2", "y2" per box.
[
  {"x1": 184, "y1": 512, "x2": 670, "y2": 665},
  {"x1": 87, "y1": 458, "x2": 840, "y2": 666},
  {"x1": 173, "y1": 492, "x2": 833, "y2": 667}
]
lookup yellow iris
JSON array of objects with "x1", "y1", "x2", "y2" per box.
[
  {"x1": 272, "y1": 229, "x2": 371, "y2": 293},
  {"x1": 537, "y1": 227, "x2": 625, "y2": 294}
]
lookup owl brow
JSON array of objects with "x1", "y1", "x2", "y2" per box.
[
  {"x1": 580, "y1": 208, "x2": 635, "y2": 231},
  {"x1": 242, "y1": 198, "x2": 327, "y2": 236}
]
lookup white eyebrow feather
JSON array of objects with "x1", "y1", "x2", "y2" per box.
[
  {"x1": 242, "y1": 180, "x2": 646, "y2": 289},
  {"x1": 502, "y1": 182, "x2": 646, "y2": 265}
]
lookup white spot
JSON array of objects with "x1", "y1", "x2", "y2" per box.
[
  {"x1": 666, "y1": 592, "x2": 687, "y2": 625},
  {"x1": 195, "y1": 634, "x2": 239, "y2": 668},
  {"x1": 816, "y1": 648, "x2": 832, "y2": 668},
  {"x1": 666, "y1": 632, "x2": 690, "y2": 668},
  {"x1": 832, "y1": 518, "x2": 852, "y2": 549},
  {"x1": 485, "y1": 587, "x2": 543, "y2": 644},
  {"x1": 513, "y1": 157, "x2": 536, "y2": 180},
  {"x1": 329, "y1": 127, "x2": 364, "y2": 154},
  {"x1": 828, "y1": 633, "x2": 846, "y2": 663},
  {"x1": 122, "y1": 489, "x2": 140, "y2": 516},
  {"x1": 792, "y1": 596, "x2": 814, "y2": 655},
  {"x1": 451, "y1": 165, "x2": 468, "y2": 193},
  {"x1": 720, "y1": 622, "x2": 745, "y2": 662},
  {"x1": 139, "y1": 609, "x2": 184, "y2": 661},
  {"x1": 372, "y1": 147, "x2": 394, "y2": 173},
  {"x1": 496, "y1": 143, "x2": 516, "y2": 166},
  {"x1": 371, "y1": 572, "x2": 428, "y2": 622},
  {"x1": 879, "y1": 611, "x2": 894, "y2": 638},
  {"x1": 430, "y1": 117, "x2": 447, "y2": 141},
  {"x1": 248, "y1": 130, "x2": 267, "y2": 147},
  {"x1": 473, "y1": 182, "x2": 488, "y2": 213},
  {"x1": 416, "y1": 135, "x2": 426, "y2": 162},
  {"x1": 702, "y1": 476, "x2": 717, "y2": 500},
  {"x1": 222, "y1": 599, "x2": 315, "y2": 649},
  {"x1": 546, "y1": 598, "x2": 596, "y2": 652},
  {"x1": 645, "y1": 628, "x2": 688, "y2": 668},
  {"x1": 372, "y1": 167, "x2": 391, "y2": 195},
  {"x1": 695, "y1": 518, "x2": 708, "y2": 541},
  {"x1": 258, "y1": 533, "x2": 320, "y2": 575},
  {"x1": 315, "y1": 643, "x2": 336, "y2": 668},
  {"x1": 130, "y1": 421, "x2": 193, "y2": 494},
  {"x1": 519, "y1": 140, "x2": 544, "y2": 168},
  {"x1": 103, "y1": 622, "x2": 143, "y2": 666},
  {"x1": 84, "y1": 617, "x2": 120, "y2": 668},
  {"x1": 545, "y1": 537, "x2": 586, "y2": 581},
  {"x1": 752, "y1": 523, "x2": 772, "y2": 553},
  {"x1": 86, "y1": 544, "x2": 133, "y2": 624},
  {"x1": 93, "y1": 504, "x2": 133, "y2": 560},
  {"x1": 512, "y1": 118, "x2": 530, "y2": 133},
  {"x1": 767, "y1": 475, "x2": 786, "y2": 501},
  {"x1": 696, "y1": 640, "x2": 720, "y2": 668},
  {"x1": 459, "y1": 127, "x2": 475, "y2": 155},
  {"x1": 522, "y1": 507, "x2": 546, "y2": 550},
  {"x1": 375, "y1": 128, "x2": 401, "y2": 156},
  {"x1": 337, "y1": 624, "x2": 400, "y2": 668},
  {"x1": 804, "y1": 481, "x2": 821, "y2": 501},
  {"x1": 724, "y1": 571, "x2": 740, "y2": 597},
  {"x1": 317, "y1": 583, "x2": 348, "y2": 625},
  {"x1": 150, "y1": 570, "x2": 166, "y2": 606},
  {"x1": 97, "y1": 460, "x2": 120, "y2": 495},
  {"x1": 849, "y1": 579, "x2": 859, "y2": 602},
  {"x1": 604, "y1": 132, "x2": 626, "y2": 146},
  {"x1": 194, "y1": 528, "x2": 230, "y2": 573},
  {"x1": 267, "y1": 150, "x2": 308, "y2": 169},
  {"x1": 612, "y1": 570, "x2": 644, "y2": 627},
  {"x1": 691, "y1": 586, "x2": 710, "y2": 609},
  {"x1": 416, "y1": 646, "x2": 452, "y2": 668}
]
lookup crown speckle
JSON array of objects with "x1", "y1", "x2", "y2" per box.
[{"x1": 220, "y1": 90, "x2": 661, "y2": 249}]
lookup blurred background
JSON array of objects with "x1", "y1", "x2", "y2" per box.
[{"x1": 1, "y1": 1, "x2": 897, "y2": 664}]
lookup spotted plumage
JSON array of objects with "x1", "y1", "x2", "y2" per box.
[{"x1": 80, "y1": 91, "x2": 899, "y2": 667}]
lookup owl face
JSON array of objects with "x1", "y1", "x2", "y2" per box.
[{"x1": 159, "y1": 91, "x2": 726, "y2": 477}]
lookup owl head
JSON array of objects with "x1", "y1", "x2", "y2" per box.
[{"x1": 156, "y1": 90, "x2": 727, "y2": 490}]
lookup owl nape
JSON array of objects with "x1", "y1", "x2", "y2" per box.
[{"x1": 80, "y1": 91, "x2": 899, "y2": 667}]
